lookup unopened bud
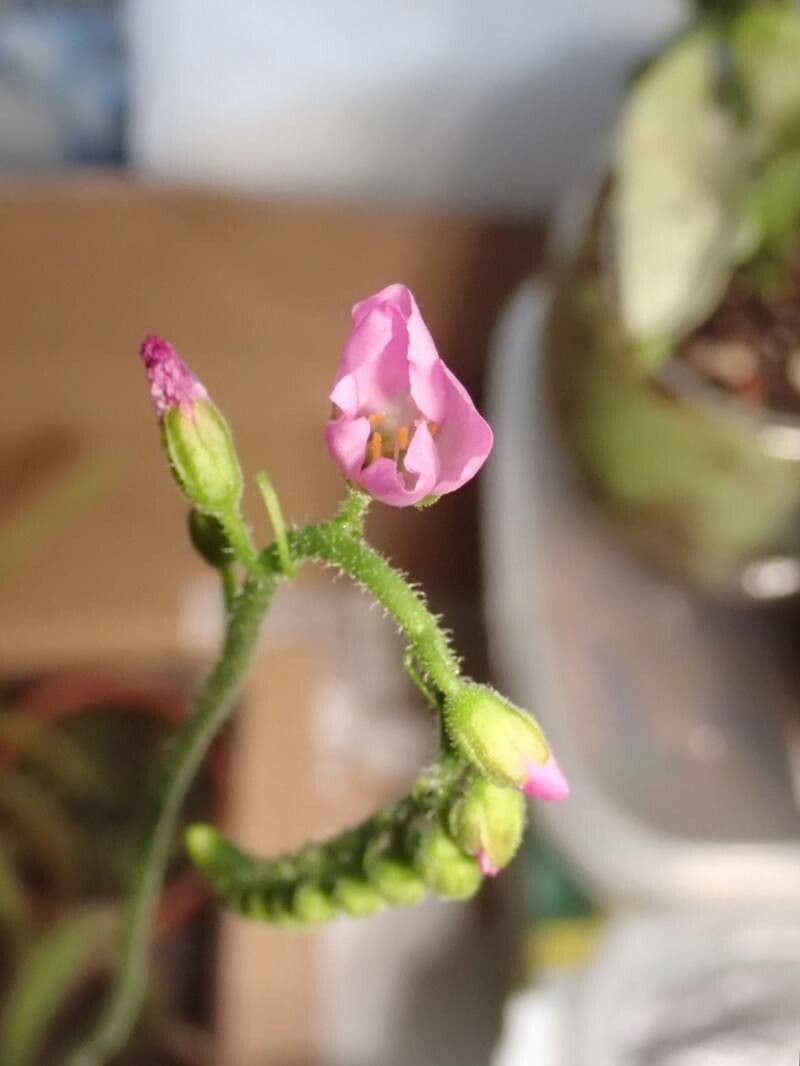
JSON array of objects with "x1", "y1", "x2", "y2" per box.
[
  {"x1": 444, "y1": 684, "x2": 569, "y2": 801},
  {"x1": 292, "y1": 882, "x2": 337, "y2": 924},
  {"x1": 332, "y1": 876, "x2": 385, "y2": 917},
  {"x1": 188, "y1": 509, "x2": 233, "y2": 569},
  {"x1": 364, "y1": 832, "x2": 426, "y2": 907},
  {"x1": 409, "y1": 820, "x2": 482, "y2": 900},
  {"x1": 449, "y1": 777, "x2": 525, "y2": 876},
  {"x1": 140, "y1": 335, "x2": 242, "y2": 512}
]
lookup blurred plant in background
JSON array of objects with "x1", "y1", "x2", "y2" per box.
[
  {"x1": 547, "y1": 0, "x2": 800, "y2": 598},
  {"x1": 0, "y1": 674, "x2": 224, "y2": 1065}
]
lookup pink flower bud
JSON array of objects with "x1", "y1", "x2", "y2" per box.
[
  {"x1": 325, "y1": 284, "x2": 493, "y2": 507},
  {"x1": 444, "y1": 684, "x2": 569, "y2": 802},
  {"x1": 449, "y1": 776, "x2": 526, "y2": 876},
  {"x1": 140, "y1": 335, "x2": 208, "y2": 420},
  {"x1": 476, "y1": 849, "x2": 499, "y2": 878},
  {"x1": 522, "y1": 753, "x2": 570, "y2": 802},
  {"x1": 138, "y1": 335, "x2": 242, "y2": 512}
]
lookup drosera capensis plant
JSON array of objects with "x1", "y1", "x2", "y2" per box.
[{"x1": 68, "y1": 283, "x2": 568, "y2": 1064}]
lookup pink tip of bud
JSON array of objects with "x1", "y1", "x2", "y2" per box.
[
  {"x1": 139, "y1": 334, "x2": 208, "y2": 419},
  {"x1": 523, "y1": 753, "x2": 570, "y2": 802},
  {"x1": 476, "y1": 848, "x2": 499, "y2": 877}
]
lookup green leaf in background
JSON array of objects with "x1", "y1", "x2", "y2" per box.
[
  {"x1": 614, "y1": 29, "x2": 751, "y2": 356},
  {"x1": 0, "y1": 908, "x2": 118, "y2": 1066},
  {"x1": 740, "y1": 147, "x2": 800, "y2": 288},
  {"x1": 732, "y1": 4, "x2": 800, "y2": 151},
  {"x1": 614, "y1": 6, "x2": 800, "y2": 368}
]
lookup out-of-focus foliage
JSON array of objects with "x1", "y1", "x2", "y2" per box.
[{"x1": 614, "y1": 4, "x2": 800, "y2": 366}]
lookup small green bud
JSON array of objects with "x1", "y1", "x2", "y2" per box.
[
  {"x1": 163, "y1": 399, "x2": 243, "y2": 512},
  {"x1": 188, "y1": 509, "x2": 233, "y2": 569},
  {"x1": 444, "y1": 684, "x2": 568, "y2": 801},
  {"x1": 364, "y1": 833, "x2": 427, "y2": 907},
  {"x1": 332, "y1": 876, "x2": 385, "y2": 917},
  {"x1": 266, "y1": 901, "x2": 299, "y2": 928},
  {"x1": 449, "y1": 777, "x2": 526, "y2": 876},
  {"x1": 292, "y1": 882, "x2": 337, "y2": 924},
  {"x1": 409, "y1": 820, "x2": 482, "y2": 901}
]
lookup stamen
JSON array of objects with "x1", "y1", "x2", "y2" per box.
[
  {"x1": 369, "y1": 413, "x2": 384, "y2": 429},
  {"x1": 395, "y1": 425, "x2": 410, "y2": 458},
  {"x1": 368, "y1": 431, "x2": 383, "y2": 465},
  {"x1": 428, "y1": 422, "x2": 440, "y2": 438}
]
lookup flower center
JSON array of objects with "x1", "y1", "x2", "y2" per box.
[{"x1": 364, "y1": 413, "x2": 439, "y2": 469}]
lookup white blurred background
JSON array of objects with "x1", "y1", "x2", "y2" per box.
[{"x1": 1, "y1": 0, "x2": 684, "y2": 212}]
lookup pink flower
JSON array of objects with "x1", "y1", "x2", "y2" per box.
[
  {"x1": 325, "y1": 284, "x2": 493, "y2": 507},
  {"x1": 140, "y1": 334, "x2": 208, "y2": 420},
  {"x1": 522, "y1": 754, "x2": 570, "y2": 802}
]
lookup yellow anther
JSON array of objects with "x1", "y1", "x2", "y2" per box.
[
  {"x1": 428, "y1": 421, "x2": 440, "y2": 438},
  {"x1": 369, "y1": 413, "x2": 384, "y2": 429},
  {"x1": 395, "y1": 425, "x2": 410, "y2": 455},
  {"x1": 368, "y1": 431, "x2": 383, "y2": 464}
]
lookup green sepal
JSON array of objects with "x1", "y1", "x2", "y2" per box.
[
  {"x1": 443, "y1": 683, "x2": 548, "y2": 790},
  {"x1": 162, "y1": 398, "x2": 242, "y2": 512},
  {"x1": 414, "y1": 494, "x2": 440, "y2": 509},
  {"x1": 409, "y1": 820, "x2": 482, "y2": 901},
  {"x1": 449, "y1": 776, "x2": 526, "y2": 872}
]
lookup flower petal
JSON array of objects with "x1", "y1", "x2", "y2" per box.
[
  {"x1": 356, "y1": 457, "x2": 416, "y2": 506},
  {"x1": 432, "y1": 366, "x2": 493, "y2": 495},
  {"x1": 140, "y1": 334, "x2": 208, "y2": 420},
  {"x1": 351, "y1": 283, "x2": 409, "y2": 327},
  {"x1": 522, "y1": 754, "x2": 570, "y2": 802},
  {"x1": 403, "y1": 420, "x2": 440, "y2": 494},
  {"x1": 403, "y1": 289, "x2": 447, "y2": 423},
  {"x1": 325, "y1": 416, "x2": 371, "y2": 481},
  {"x1": 334, "y1": 301, "x2": 410, "y2": 415},
  {"x1": 354, "y1": 422, "x2": 438, "y2": 507},
  {"x1": 476, "y1": 848, "x2": 499, "y2": 877}
]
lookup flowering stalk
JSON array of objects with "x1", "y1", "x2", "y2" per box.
[
  {"x1": 69, "y1": 289, "x2": 568, "y2": 1063},
  {"x1": 186, "y1": 757, "x2": 478, "y2": 922},
  {"x1": 277, "y1": 508, "x2": 462, "y2": 699}
]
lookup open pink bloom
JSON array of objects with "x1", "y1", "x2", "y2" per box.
[
  {"x1": 523, "y1": 753, "x2": 570, "y2": 802},
  {"x1": 325, "y1": 284, "x2": 493, "y2": 507},
  {"x1": 140, "y1": 335, "x2": 208, "y2": 420}
]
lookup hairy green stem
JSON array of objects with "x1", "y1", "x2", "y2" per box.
[
  {"x1": 219, "y1": 509, "x2": 261, "y2": 576},
  {"x1": 68, "y1": 572, "x2": 275, "y2": 1066},
  {"x1": 263, "y1": 521, "x2": 461, "y2": 699},
  {"x1": 220, "y1": 565, "x2": 238, "y2": 611}
]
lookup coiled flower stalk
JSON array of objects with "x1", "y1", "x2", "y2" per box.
[
  {"x1": 186, "y1": 755, "x2": 530, "y2": 925},
  {"x1": 69, "y1": 310, "x2": 568, "y2": 1066}
]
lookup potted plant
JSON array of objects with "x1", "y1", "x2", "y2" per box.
[{"x1": 545, "y1": 0, "x2": 800, "y2": 599}]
